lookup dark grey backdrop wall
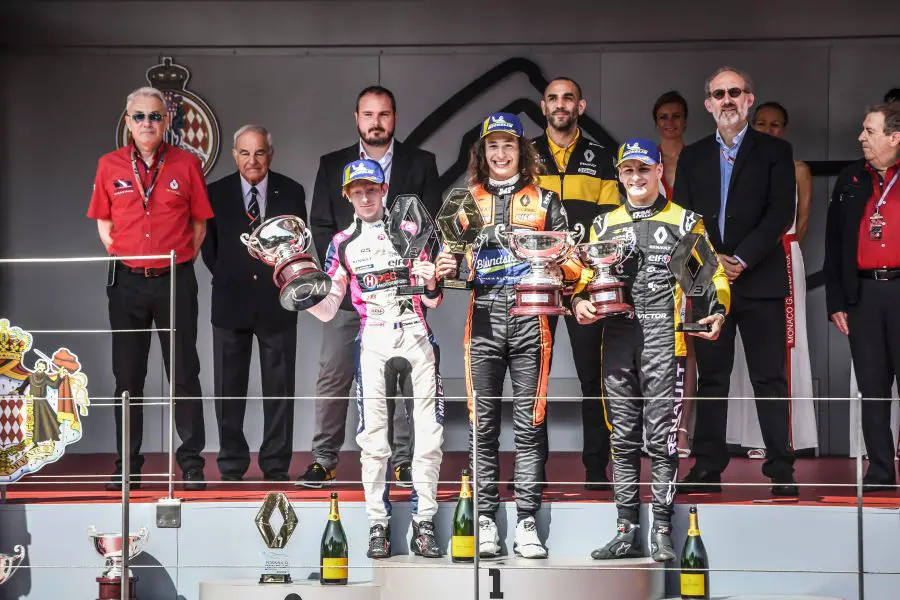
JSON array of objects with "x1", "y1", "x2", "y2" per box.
[{"x1": 2, "y1": 1, "x2": 899, "y2": 456}]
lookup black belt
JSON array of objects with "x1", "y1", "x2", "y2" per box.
[
  {"x1": 858, "y1": 268, "x2": 900, "y2": 281},
  {"x1": 118, "y1": 261, "x2": 188, "y2": 278}
]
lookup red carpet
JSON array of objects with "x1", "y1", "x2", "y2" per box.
[{"x1": 3, "y1": 452, "x2": 896, "y2": 507}]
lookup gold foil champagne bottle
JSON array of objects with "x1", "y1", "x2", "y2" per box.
[
  {"x1": 320, "y1": 492, "x2": 349, "y2": 585},
  {"x1": 451, "y1": 469, "x2": 475, "y2": 562},
  {"x1": 680, "y1": 506, "x2": 710, "y2": 599}
]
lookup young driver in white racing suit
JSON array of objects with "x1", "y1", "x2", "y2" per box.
[
  {"x1": 573, "y1": 139, "x2": 730, "y2": 562},
  {"x1": 307, "y1": 159, "x2": 452, "y2": 559}
]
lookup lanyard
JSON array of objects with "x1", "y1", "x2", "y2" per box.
[
  {"x1": 874, "y1": 169, "x2": 900, "y2": 214},
  {"x1": 131, "y1": 144, "x2": 167, "y2": 208}
]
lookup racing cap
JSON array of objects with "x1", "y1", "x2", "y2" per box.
[
  {"x1": 615, "y1": 138, "x2": 661, "y2": 167},
  {"x1": 342, "y1": 159, "x2": 385, "y2": 187},
  {"x1": 479, "y1": 112, "x2": 525, "y2": 139}
]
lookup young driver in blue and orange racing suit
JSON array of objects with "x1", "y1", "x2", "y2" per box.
[
  {"x1": 574, "y1": 139, "x2": 730, "y2": 562},
  {"x1": 446, "y1": 112, "x2": 579, "y2": 559},
  {"x1": 306, "y1": 159, "x2": 455, "y2": 560}
]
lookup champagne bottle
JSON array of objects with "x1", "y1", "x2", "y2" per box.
[
  {"x1": 451, "y1": 469, "x2": 475, "y2": 562},
  {"x1": 680, "y1": 506, "x2": 710, "y2": 599},
  {"x1": 320, "y1": 492, "x2": 349, "y2": 585}
]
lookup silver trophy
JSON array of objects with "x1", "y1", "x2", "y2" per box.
[
  {"x1": 0, "y1": 545, "x2": 25, "y2": 585},
  {"x1": 496, "y1": 223, "x2": 584, "y2": 316},
  {"x1": 87, "y1": 526, "x2": 149, "y2": 579},
  {"x1": 241, "y1": 215, "x2": 331, "y2": 311},
  {"x1": 256, "y1": 492, "x2": 299, "y2": 584},
  {"x1": 576, "y1": 239, "x2": 634, "y2": 317},
  {"x1": 386, "y1": 194, "x2": 438, "y2": 296}
]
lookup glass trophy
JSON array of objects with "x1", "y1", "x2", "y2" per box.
[
  {"x1": 434, "y1": 188, "x2": 485, "y2": 290},
  {"x1": 668, "y1": 232, "x2": 720, "y2": 332},
  {"x1": 386, "y1": 194, "x2": 437, "y2": 296}
]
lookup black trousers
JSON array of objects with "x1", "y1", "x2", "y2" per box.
[
  {"x1": 847, "y1": 278, "x2": 900, "y2": 483},
  {"x1": 107, "y1": 262, "x2": 205, "y2": 473},
  {"x1": 213, "y1": 325, "x2": 297, "y2": 478},
  {"x1": 549, "y1": 315, "x2": 611, "y2": 474},
  {"x1": 692, "y1": 296, "x2": 794, "y2": 479}
]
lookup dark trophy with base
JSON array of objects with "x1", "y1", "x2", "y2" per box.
[
  {"x1": 668, "y1": 231, "x2": 719, "y2": 333},
  {"x1": 386, "y1": 194, "x2": 438, "y2": 296},
  {"x1": 434, "y1": 188, "x2": 485, "y2": 290}
]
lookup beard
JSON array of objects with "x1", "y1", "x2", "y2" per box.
[
  {"x1": 359, "y1": 125, "x2": 393, "y2": 147},
  {"x1": 547, "y1": 110, "x2": 578, "y2": 132},
  {"x1": 714, "y1": 102, "x2": 748, "y2": 128}
]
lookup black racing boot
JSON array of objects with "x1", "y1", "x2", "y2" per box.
[
  {"x1": 366, "y1": 524, "x2": 391, "y2": 559},
  {"x1": 591, "y1": 518, "x2": 642, "y2": 559},
  {"x1": 410, "y1": 519, "x2": 443, "y2": 558},
  {"x1": 650, "y1": 520, "x2": 676, "y2": 562}
]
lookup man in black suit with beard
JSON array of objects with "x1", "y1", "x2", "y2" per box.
[
  {"x1": 298, "y1": 85, "x2": 441, "y2": 488},
  {"x1": 201, "y1": 124, "x2": 306, "y2": 482},
  {"x1": 674, "y1": 66, "x2": 798, "y2": 496}
]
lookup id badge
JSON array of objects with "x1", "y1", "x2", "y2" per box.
[{"x1": 869, "y1": 213, "x2": 885, "y2": 241}]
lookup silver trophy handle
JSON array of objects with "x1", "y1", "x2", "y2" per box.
[
  {"x1": 240, "y1": 233, "x2": 263, "y2": 260},
  {"x1": 131, "y1": 527, "x2": 150, "y2": 557},
  {"x1": 493, "y1": 223, "x2": 511, "y2": 253},
  {"x1": 300, "y1": 228, "x2": 313, "y2": 255},
  {"x1": 570, "y1": 223, "x2": 585, "y2": 246}
]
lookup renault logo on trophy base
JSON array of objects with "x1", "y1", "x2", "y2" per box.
[
  {"x1": 255, "y1": 492, "x2": 299, "y2": 584},
  {"x1": 497, "y1": 224, "x2": 583, "y2": 316},
  {"x1": 386, "y1": 194, "x2": 437, "y2": 296},
  {"x1": 669, "y1": 232, "x2": 719, "y2": 333},
  {"x1": 435, "y1": 188, "x2": 485, "y2": 290},
  {"x1": 576, "y1": 240, "x2": 634, "y2": 317},
  {"x1": 241, "y1": 216, "x2": 331, "y2": 311},
  {"x1": 0, "y1": 545, "x2": 25, "y2": 586},
  {"x1": 87, "y1": 526, "x2": 149, "y2": 600}
]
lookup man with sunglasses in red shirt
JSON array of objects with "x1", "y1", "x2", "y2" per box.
[
  {"x1": 88, "y1": 86, "x2": 213, "y2": 491},
  {"x1": 674, "y1": 67, "x2": 798, "y2": 497}
]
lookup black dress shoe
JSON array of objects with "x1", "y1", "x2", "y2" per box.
[
  {"x1": 585, "y1": 470, "x2": 611, "y2": 491},
  {"x1": 264, "y1": 472, "x2": 289, "y2": 482},
  {"x1": 183, "y1": 468, "x2": 207, "y2": 491},
  {"x1": 862, "y1": 478, "x2": 896, "y2": 493},
  {"x1": 220, "y1": 473, "x2": 243, "y2": 482},
  {"x1": 106, "y1": 472, "x2": 142, "y2": 491},
  {"x1": 770, "y1": 475, "x2": 799, "y2": 497},
  {"x1": 677, "y1": 468, "x2": 722, "y2": 493}
]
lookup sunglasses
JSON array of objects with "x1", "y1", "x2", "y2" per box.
[
  {"x1": 128, "y1": 111, "x2": 164, "y2": 123},
  {"x1": 709, "y1": 88, "x2": 747, "y2": 100}
]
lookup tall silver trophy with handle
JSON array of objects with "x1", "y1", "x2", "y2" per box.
[
  {"x1": 87, "y1": 525, "x2": 149, "y2": 600},
  {"x1": 495, "y1": 223, "x2": 584, "y2": 316},
  {"x1": 240, "y1": 215, "x2": 331, "y2": 311},
  {"x1": 576, "y1": 239, "x2": 634, "y2": 317}
]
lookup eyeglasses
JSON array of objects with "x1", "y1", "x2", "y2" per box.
[
  {"x1": 709, "y1": 88, "x2": 747, "y2": 101},
  {"x1": 128, "y1": 112, "x2": 164, "y2": 123}
]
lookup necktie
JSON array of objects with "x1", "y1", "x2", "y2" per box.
[{"x1": 247, "y1": 186, "x2": 260, "y2": 227}]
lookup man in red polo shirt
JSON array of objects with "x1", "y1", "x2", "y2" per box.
[
  {"x1": 88, "y1": 86, "x2": 213, "y2": 491},
  {"x1": 826, "y1": 101, "x2": 900, "y2": 492}
]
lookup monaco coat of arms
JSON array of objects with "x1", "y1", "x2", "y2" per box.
[{"x1": 0, "y1": 319, "x2": 90, "y2": 483}]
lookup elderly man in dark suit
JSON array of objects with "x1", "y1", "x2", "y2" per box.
[
  {"x1": 201, "y1": 124, "x2": 306, "y2": 482},
  {"x1": 674, "y1": 66, "x2": 798, "y2": 496},
  {"x1": 298, "y1": 85, "x2": 441, "y2": 488}
]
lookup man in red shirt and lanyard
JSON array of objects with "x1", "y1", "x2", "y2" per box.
[
  {"x1": 88, "y1": 86, "x2": 213, "y2": 491},
  {"x1": 826, "y1": 101, "x2": 900, "y2": 491}
]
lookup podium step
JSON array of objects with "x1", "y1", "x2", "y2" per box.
[
  {"x1": 374, "y1": 555, "x2": 665, "y2": 600},
  {"x1": 199, "y1": 579, "x2": 380, "y2": 600}
]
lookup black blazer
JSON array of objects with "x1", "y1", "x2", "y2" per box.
[
  {"x1": 824, "y1": 159, "x2": 877, "y2": 315},
  {"x1": 674, "y1": 126, "x2": 796, "y2": 299},
  {"x1": 308, "y1": 140, "x2": 440, "y2": 310},
  {"x1": 201, "y1": 170, "x2": 307, "y2": 331}
]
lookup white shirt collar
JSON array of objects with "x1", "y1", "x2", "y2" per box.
[
  {"x1": 359, "y1": 138, "x2": 395, "y2": 164},
  {"x1": 715, "y1": 123, "x2": 749, "y2": 151},
  {"x1": 240, "y1": 173, "x2": 269, "y2": 200}
]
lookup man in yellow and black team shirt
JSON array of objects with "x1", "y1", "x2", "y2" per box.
[{"x1": 533, "y1": 77, "x2": 620, "y2": 489}]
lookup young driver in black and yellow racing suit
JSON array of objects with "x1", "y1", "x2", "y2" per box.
[{"x1": 573, "y1": 138, "x2": 730, "y2": 562}]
